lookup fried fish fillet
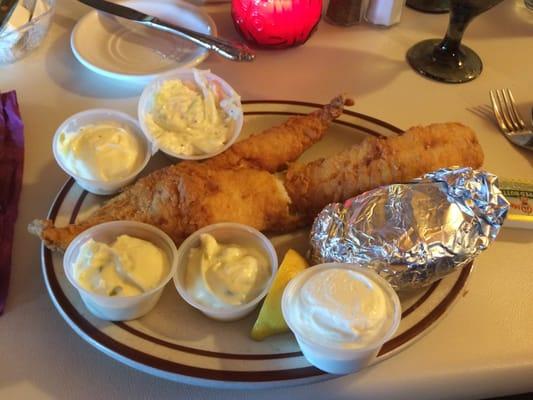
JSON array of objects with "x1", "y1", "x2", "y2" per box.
[
  {"x1": 285, "y1": 122, "x2": 484, "y2": 217},
  {"x1": 203, "y1": 94, "x2": 351, "y2": 172},
  {"x1": 30, "y1": 164, "x2": 304, "y2": 252},
  {"x1": 29, "y1": 95, "x2": 349, "y2": 252},
  {"x1": 30, "y1": 99, "x2": 484, "y2": 252}
]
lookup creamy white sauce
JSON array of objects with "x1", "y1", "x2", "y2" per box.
[
  {"x1": 58, "y1": 123, "x2": 142, "y2": 181},
  {"x1": 74, "y1": 235, "x2": 169, "y2": 297},
  {"x1": 289, "y1": 268, "x2": 391, "y2": 347},
  {"x1": 185, "y1": 234, "x2": 271, "y2": 308},
  {"x1": 144, "y1": 70, "x2": 240, "y2": 156}
]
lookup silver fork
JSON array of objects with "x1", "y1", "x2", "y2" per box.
[{"x1": 489, "y1": 88, "x2": 533, "y2": 151}]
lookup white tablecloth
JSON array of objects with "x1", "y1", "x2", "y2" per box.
[{"x1": 1, "y1": 1, "x2": 532, "y2": 398}]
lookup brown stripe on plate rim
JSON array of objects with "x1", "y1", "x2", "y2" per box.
[
  {"x1": 401, "y1": 280, "x2": 440, "y2": 319},
  {"x1": 114, "y1": 321, "x2": 303, "y2": 360},
  {"x1": 47, "y1": 178, "x2": 76, "y2": 221},
  {"x1": 244, "y1": 111, "x2": 384, "y2": 138},
  {"x1": 41, "y1": 103, "x2": 469, "y2": 382},
  {"x1": 378, "y1": 263, "x2": 472, "y2": 356},
  {"x1": 44, "y1": 246, "x2": 325, "y2": 381},
  {"x1": 241, "y1": 100, "x2": 404, "y2": 134},
  {"x1": 112, "y1": 281, "x2": 440, "y2": 360},
  {"x1": 69, "y1": 189, "x2": 90, "y2": 224}
]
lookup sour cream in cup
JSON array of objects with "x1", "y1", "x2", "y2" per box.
[{"x1": 282, "y1": 263, "x2": 401, "y2": 374}]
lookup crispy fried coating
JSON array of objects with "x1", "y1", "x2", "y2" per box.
[
  {"x1": 29, "y1": 164, "x2": 304, "y2": 252},
  {"x1": 203, "y1": 95, "x2": 350, "y2": 172},
  {"x1": 29, "y1": 101, "x2": 484, "y2": 253},
  {"x1": 29, "y1": 96, "x2": 348, "y2": 251},
  {"x1": 285, "y1": 122, "x2": 484, "y2": 217}
]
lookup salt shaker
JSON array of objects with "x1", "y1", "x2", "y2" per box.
[{"x1": 366, "y1": 0, "x2": 406, "y2": 26}]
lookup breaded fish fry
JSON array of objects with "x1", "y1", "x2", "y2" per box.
[
  {"x1": 30, "y1": 164, "x2": 304, "y2": 252},
  {"x1": 285, "y1": 122, "x2": 484, "y2": 217},
  {"x1": 29, "y1": 96, "x2": 348, "y2": 251},
  {"x1": 203, "y1": 94, "x2": 351, "y2": 172},
  {"x1": 29, "y1": 103, "x2": 484, "y2": 252}
]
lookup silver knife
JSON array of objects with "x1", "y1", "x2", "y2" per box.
[
  {"x1": 77, "y1": 0, "x2": 255, "y2": 62},
  {"x1": 0, "y1": 0, "x2": 19, "y2": 33}
]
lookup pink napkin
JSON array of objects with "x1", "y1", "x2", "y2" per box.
[{"x1": 0, "y1": 91, "x2": 24, "y2": 315}]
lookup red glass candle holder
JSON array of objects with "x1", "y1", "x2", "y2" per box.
[{"x1": 231, "y1": 0, "x2": 322, "y2": 49}]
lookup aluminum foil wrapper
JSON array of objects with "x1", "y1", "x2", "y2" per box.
[{"x1": 309, "y1": 167, "x2": 509, "y2": 290}]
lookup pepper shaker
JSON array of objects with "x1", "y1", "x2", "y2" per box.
[
  {"x1": 325, "y1": 0, "x2": 370, "y2": 26},
  {"x1": 366, "y1": 0, "x2": 406, "y2": 26}
]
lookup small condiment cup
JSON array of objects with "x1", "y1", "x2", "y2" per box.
[
  {"x1": 64, "y1": 221, "x2": 178, "y2": 321},
  {"x1": 52, "y1": 109, "x2": 152, "y2": 195},
  {"x1": 138, "y1": 68, "x2": 244, "y2": 161},
  {"x1": 173, "y1": 223, "x2": 278, "y2": 321},
  {"x1": 282, "y1": 263, "x2": 401, "y2": 375}
]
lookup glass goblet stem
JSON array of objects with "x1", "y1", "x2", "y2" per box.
[
  {"x1": 432, "y1": 10, "x2": 474, "y2": 65},
  {"x1": 406, "y1": 0, "x2": 503, "y2": 83}
]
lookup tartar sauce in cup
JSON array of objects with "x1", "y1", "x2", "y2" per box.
[
  {"x1": 173, "y1": 223, "x2": 278, "y2": 321},
  {"x1": 63, "y1": 221, "x2": 179, "y2": 321},
  {"x1": 73, "y1": 235, "x2": 169, "y2": 297},
  {"x1": 282, "y1": 263, "x2": 401, "y2": 374},
  {"x1": 184, "y1": 233, "x2": 271, "y2": 308}
]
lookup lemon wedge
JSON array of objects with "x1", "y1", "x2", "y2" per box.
[{"x1": 251, "y1": 249, "x2": 309, "y2": 341}]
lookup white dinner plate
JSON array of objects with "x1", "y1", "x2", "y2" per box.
[
  {"x1": 70, "y1": 0, "x2": 216, "y2": 84},
  {"x1": 41, "y1": 101, "x2": 473, "y2": 389}
]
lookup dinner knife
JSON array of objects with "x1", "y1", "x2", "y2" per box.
[
  {"x1": 77, "y1": 0, "x2": 255, "y2": 62},
  {"x1": 0, "y1": 0, "x2": 18, "y2": 33}
]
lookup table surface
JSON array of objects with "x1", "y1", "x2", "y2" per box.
[{"x1": 1, "y1": 0, "x2": 532, "y2": 399}]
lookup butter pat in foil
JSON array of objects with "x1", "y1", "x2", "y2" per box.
[
  {"x1": 309, "y1": 167, "x2": 509, "y2": 290},
  {"x1": 499, "y1": 178, "x2": 533, "y2": 230}
]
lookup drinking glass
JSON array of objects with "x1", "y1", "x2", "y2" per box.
[
  {"x1": 406, "y1": 0, "x2": 450, "y2": 14},
  {"x1": 406, "y1": 0, "x2": 503, "y2": 83}
]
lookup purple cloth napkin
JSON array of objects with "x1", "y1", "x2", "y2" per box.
[{"x1": 0, "y1": 91, "x2": 24, "y2": 315}]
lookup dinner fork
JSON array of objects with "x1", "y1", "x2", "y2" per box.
[{"x1": 489, "y1": 88, "x2": 533, "y2": 150}]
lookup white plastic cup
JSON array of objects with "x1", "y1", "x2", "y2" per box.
[
  {"x1": 173, "y1": 223, "x2": 278, "y2": 321},
  {"x1": 64, "y1": 221, "x2": 178, "y2": 321},
  {"x1": 138, "y1": 68, "x2": 244, "y2": 161},
  {"x1": 52, "y1": 109, "x2": 152, "y2": 195},
  {"x1": 282, "y1": 263, "x2": 401, "y2": 374}
]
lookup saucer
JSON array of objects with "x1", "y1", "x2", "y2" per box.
[{"x1": 71, "y1": 0, "x2": 216, "y2": 84}]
